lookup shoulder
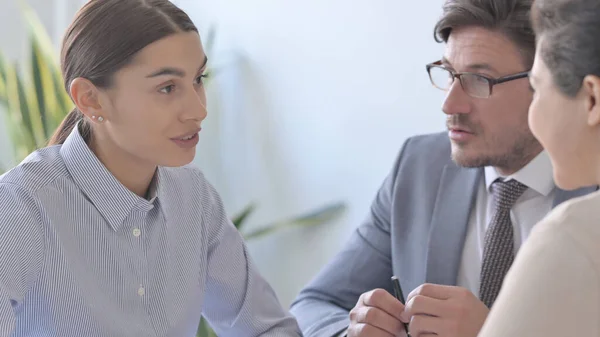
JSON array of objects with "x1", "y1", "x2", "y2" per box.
[
  {"x1": 159, "y1": 164, "x2": 212, "y2": 190},
  {"x1": 0, "y1": 175, "x2": 46, "y2": 250},
  {"x1": 158, "y1": 165, "x2": 231, "y2": 242},
  {"x1": 538, "y1": 190, "x2": 600, "y2": 238},
  {"x1": 504, "y1": 197, "x2": 600, "y2": 292},
  {"x1": 531, "y1": 191, "x2": 600, "y2": 264},
  {"x1": 0, "y1": 145, "x2": 69, "y2": 194},
  {"x1": 386, "y1": 131, "x2": 454, "y2": 185},
  {"x1": 517, "y1": 190, "x2": 600, "y2": 280},
  {"x1": 393, "y1": 132, "x2": 452, "y2": 170},
  {"x1": 0, "y1": 146, "x2": 69, "y2": 243},
  {"x1": 158, "y1": 164, "x2": 221, "y2": 205},
  {"x1": 481, "y1": 198, "x2": 600, "y2": 337},
  {"x1": 0, "y1": 147, "x2": 65, "y2": 223},
  {"x1": 401, "y1": 132, "x2": 451, "y2": 155}
]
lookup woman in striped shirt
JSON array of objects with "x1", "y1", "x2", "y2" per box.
[{"x1": 0, "y1": 0, "x2": 301, "y2": 336}]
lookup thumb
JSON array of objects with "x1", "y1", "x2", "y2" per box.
[{"x1": 400, "y1": 309, "x2": 411, "y2": 323}]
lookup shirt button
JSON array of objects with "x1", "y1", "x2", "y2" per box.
[
  {"x1": 133, "y1": 228, "x2": 141, "y2": 237},
  {"x1": 137, "y1": 286, "x2": 145, "y2": 296}
]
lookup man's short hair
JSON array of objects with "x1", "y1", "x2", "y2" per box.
[{"x1": 434, "y1": 0, "x2": 536, "y2": 69}]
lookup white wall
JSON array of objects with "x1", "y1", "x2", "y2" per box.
[{"x1": 174, "y1": 0, "x2": 447, "y2": 307}]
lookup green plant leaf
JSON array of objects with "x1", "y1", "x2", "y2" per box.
[
  {"x1": 4, "y1": 61, "x2": 33, "y2": 160},
  {"x1": 22, "y1": 0, "x2": 71, "y2": 140},
  {"x1": 31, "y1": 32, "x2": 49, "y2": 138},
  {"x1": 201, "y1": 25, "x2": 217, "y2": 86},
  {"x1": 242, "y1": 202, "x2": 346, "y2": 240},
  {"x1": 19, "y1": 1, "x2": 58, "y2": 65},
  {"x1": 204, "y1": 25, "x2": 216, "y2": 59},
  {"x1": 0, "y1": 53, "x2": 7, "y2": 103},
  {"x1": 196, "y1": 317, "x2": 217, "y2": 337},
  {"x1": 231, "y1": 203, "x2": 256, "y2": 230},
  {"x1": 0, "y1": 0, "x2": 72, "y2": 170},
  {"x1": 16, "y1": 62, "x2": 47, "y2": 149}
]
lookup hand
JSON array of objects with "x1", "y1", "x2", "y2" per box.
[
  {"x1": 400, "y1": 284, "x2": 489, "y2": 337},
  {"x1": 347, "y1": 288, "x2": 408, "y2": 337}
]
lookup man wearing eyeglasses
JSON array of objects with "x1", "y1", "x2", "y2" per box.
[{"x1": 290, "y1": 1, "x2": 595, "y2": 337}]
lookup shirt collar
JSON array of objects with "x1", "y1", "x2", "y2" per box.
[
  {"x1": 484, "y1": 150, "x2": 555, "y2": 196},
  {"x1": 146, "y1": 174, "x2": 159, "y2": 202},
  {"x1": 60, "y1": 123, "x2": 158, "y2": 231}
]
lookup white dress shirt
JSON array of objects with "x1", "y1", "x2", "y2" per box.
[{"x1": 456, "y1": 151, "x2": 556, "y2": 297}]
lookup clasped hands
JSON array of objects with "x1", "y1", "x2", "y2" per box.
[{"x1": 347, "y1": 284, "x2": 489, "y2": 337}]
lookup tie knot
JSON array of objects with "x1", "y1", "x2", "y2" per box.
[{"x1": 492, "y1": 179, "x2": 528, "y2": 210}]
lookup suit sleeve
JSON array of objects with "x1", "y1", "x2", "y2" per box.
[
  {"x1": 0, "y1": 183, "x2": 45, "y2": 336},
  {"x1": 289, "y1": 139, "x2": 412, "y2": 337},
  {"x1": 478, "y1": 215, "x2": 600, "y2": 337}
]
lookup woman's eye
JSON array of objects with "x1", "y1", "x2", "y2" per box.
[
  {"x1": 195, "y1": 74, "x2": 208, "y2": 85},
  {"x1": 159, "y1": 85, "x2": 175, "y2": 94}
]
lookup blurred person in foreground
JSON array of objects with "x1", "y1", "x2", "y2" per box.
[{"x1": 479, "y1": 0, "x2": 600, "y2": 335}]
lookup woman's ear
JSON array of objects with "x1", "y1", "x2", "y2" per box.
[
  {"x1": 69, "y1": 78, "x2": 106, "y2": 124},
  {"x1": 583, "y1": 75, "x2": 600, "y2": 127}
]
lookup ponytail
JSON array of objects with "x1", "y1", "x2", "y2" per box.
[{"x1": 48, "y1": 107, "x2": 91, "y2": 146}]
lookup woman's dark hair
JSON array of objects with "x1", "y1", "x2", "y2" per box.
[
  {"x1": 434, "y1": 0, "x2": 536, "y2": 69},
  {"x1": 48, "y1": 0, "x2": 198, "y2": 145},
  {"x1": 532, "y1": 0, "x2": 600, "y2": 97}
]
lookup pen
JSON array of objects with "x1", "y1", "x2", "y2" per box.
[{"x1": 391, "y1": 276, "x2": 411, "y2": 337}]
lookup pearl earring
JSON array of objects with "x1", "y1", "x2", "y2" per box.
[{"x1": 97, "y1": 116, "x2": 104, "y2": 122}]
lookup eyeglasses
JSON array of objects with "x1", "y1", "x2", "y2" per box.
[{"x1": 425, "y1": 60, "x2": 530, "y2": 99}]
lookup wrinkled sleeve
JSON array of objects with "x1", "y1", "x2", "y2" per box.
[{"x1": 197, "y1": 175, "x2": 302, "y2": 337}]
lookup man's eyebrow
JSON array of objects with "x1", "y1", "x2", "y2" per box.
[
  {"x1": 466, "y1": 63, "x2": 497, "y2": 73},
  {"x1": 441, "y1": 57, "x2": 498, "y2": 73}
]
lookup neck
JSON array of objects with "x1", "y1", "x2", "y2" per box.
[
  {"x1": 88, "y1": 133, "x2": 156, "y2": 198},
  {"x1": 494, "y1": 145, "x2": 544, "y2": 177}
]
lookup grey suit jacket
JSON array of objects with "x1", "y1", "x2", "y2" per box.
[{"x1": 289, "y1": 132, "x2": 595, "y2": 337}]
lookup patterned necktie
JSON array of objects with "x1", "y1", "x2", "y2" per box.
[{"x1": 479, "y1": 179, "x2": 528, "y2": 308}]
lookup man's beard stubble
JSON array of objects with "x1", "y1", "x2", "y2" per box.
[{"x1": 447, "y1": 115, "x2": 542, "y2": 173}]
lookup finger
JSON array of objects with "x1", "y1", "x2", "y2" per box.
[
  {"x1": 407, "y1": 283, "x2": 460, "y2": 302},
  {"x1": 401, "y1": 294, "x2": 445, "y2": 322},
  {"x1": 347, "y1": 323, "x2": 396, "y2": 337},
  {"x1": 408, "y1": 314, "x2": 443, "y2": 337},
  {"x1": 361, "y1": 288, "x2": 405, "y2": 320},
  {"x1": 351, "y1": 306, "x2": 405, "y2": 336}
]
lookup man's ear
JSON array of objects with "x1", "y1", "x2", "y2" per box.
[
  {"x1": 583, "y1": 75, "x2": 600, "y2": 127},
  {"x1": 69, "y1": 78, "x2": 106, "y2": 124}
]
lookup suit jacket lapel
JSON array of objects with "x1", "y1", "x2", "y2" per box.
[{"x1": 425, "y1": 164, "x2": 481, "y2": 286}]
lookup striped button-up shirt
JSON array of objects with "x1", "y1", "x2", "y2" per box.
[{"x1": 0, "y1": 125, "x2": 301, "y2": 337}]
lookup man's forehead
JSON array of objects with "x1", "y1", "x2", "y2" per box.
[{"x1": 443, "y1": 27, "x2": 525, "y2": 73}]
